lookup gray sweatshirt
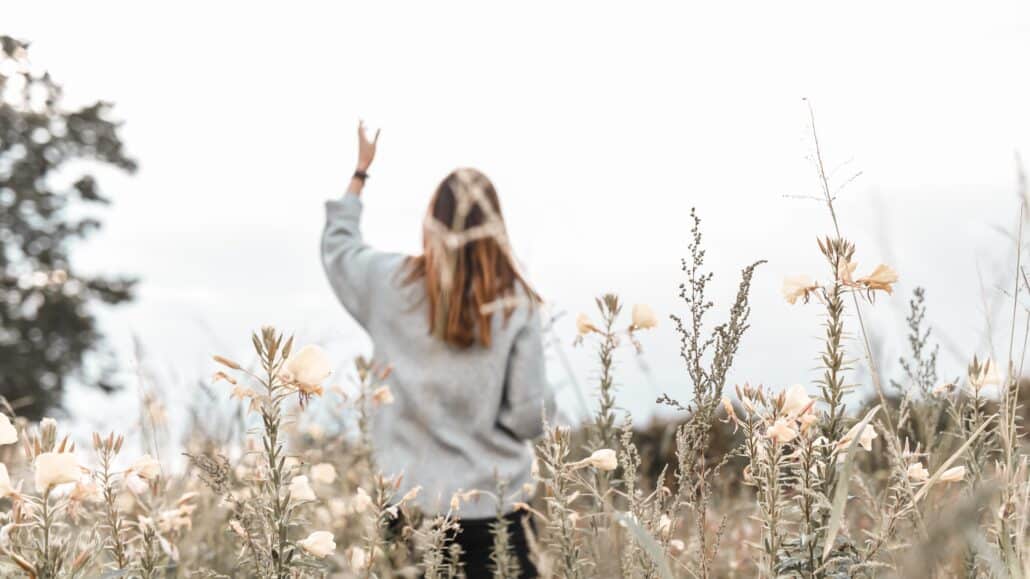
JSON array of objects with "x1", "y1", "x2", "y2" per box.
[{"x1": 321, "y1": 192, "x2": 555, "y2": 518}]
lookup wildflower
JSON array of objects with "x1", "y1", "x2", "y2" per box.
[
  {"x1": 400, "y1": 485, "x2": 422, "y2": 503},
  {"x1": 940, "y1": 466, "x2": 965, "y2": 483},
  {"x1": 351, "y1": 487, "x2": 373, "y2": 513},
  {"x1": 281, "y1": 344, "x2": 332, "y2": 397},
  {"x1": 371, "y1": 386, "x2": 394, "y2": 406},
  {"x1": 128, "y1": 454, "x2": 162, "y2": 480},
  {"x1": 158, "y1": 506, "x2": 195, "y2": 533},
  {"x1": 329, "y1": 498, "x2": 348, "y2": 518},
  {"x1": 669, "y1": 539, "x2": 686, "y2": 553},
  {"x1": 575, "y1": 449, "x2": 618, "y2": 471},
  {"x1": 970, "y1": 358, "x2": 1002, "y2": 392},
  {"x1": 298, "y1": 530, "x2": 336, "y2": 558},
  {"x1": 781, "y1": 384, "x2": 818, "y2": 428},
  {"x1": 907, "y1": 462, "x2": 929, "y2": 482},
  {"x1": 838, "y1": 422, "x2": 878, "y2": 452},
  {"x1": 125, "y1": 473, "x2": 149, "y2": 495},
  {"x1": 289, "y1": 475, "x2": 316, "y2": 502},
  {"x1": 450, "y1": 492, "x2": 461, "y2": 511},
  {"x1": 0, "y1": 414, "x2": 17, "y2": 445},
  {"x1": 34, "y1": 452, "x2": 81, "y2": 491},
  {"x1": 782, "y1": 275, "x2": 818, "y2": 304},
  {"x1": 348, "y1": 545, "x2": 369, "y2": 570},
  {"x1": 310, "y1": 463, "x2": 337, "y2": 485},
  {"x1": 766, "y1": 418, "x2": 798, "y2": 444},
  {"x1": 68, "y1": 479, "x2": 99, "y2": 503},
  {"x1": 576, "y1": 313, "x2": 599, "y2": 336},
  {"x1": 837, "y1": 260, "x2": 857, "y2": 285},
  {"x1": 856, "y1": 264, "x2": 898, "y2": 294},
  {"x1": 0, "y1": 464, "x2": 15, "y2": 497},
  {"x1": 630, "y1": 304, "x2": 658, "y2": 330},
  {"x1": 658, "y1": 513, "x2": 673, "y2": 537}
]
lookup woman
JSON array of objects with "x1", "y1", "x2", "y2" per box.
[{"x1": 321, "y1": 122, "x2": 554, "y2": 577}]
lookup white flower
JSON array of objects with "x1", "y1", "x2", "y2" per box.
[
  {"x1": 289, "y1": 475, "x2": 316, "y2": 502},
  {"x1": 907, "y1": 462, "x2": 929, "y2": 482},
  {"x1": 310, "y1": 463, "x2": 337, "y2": 485},
  {"x1": 371, "y1": 386, "x2": 394, "y2": 406},
  {"x1": 856, "y1": 264, "x2": 899, "y2": 294},
  {"x1": 658, "y1": 514, "x2": 673, "y2": 537},
  {"x1": 940, "y1": 466, "x2": 965, "y2": 483},
  {"x1": 669, "y1": 538, "x2": 686, "y2": 553},
  {"x1": 837, "y1": 260, "x2": 857, "y2": 285},
  {"x1": 0, "y1": 464, "x2": 14, "y2": 497},
  {"x1": 282, "y1": 345, "x2": 332, "y2": 394},
  {"x1": 400, "y1": 485, "x2": 422, "y2": 503},
  {"x1": 298, "y1": 531, "x2": 336, "y2": 558},
  {"x1": 0, "y1": 415, "x2": 17, "y2": 446},
  {"x1": 329, "y1": 498, "x2": 349, "y2": 518},
  {"x1": 971, "y1": 358, "x2": 1003, "y2": 391},
  {"x1": 631, "y1": 304, "x2": 658, "y2": 330},
  {"x1": 576, "y1": 313, "x2": 599, "y2": 336},
  {"x1": 838, "y1": 422, "x2": 878, "y2": 452},
  {"x1": 782, "y1": 275, "x2": 818, "y2": 305},
  {"x1": 579, "y1": 449, "x2": 618, "y2": 471},
  {"x1": 348, "y1": 546, "x2": 369, "y2": 570},
  {"x1": 34, "y1": 452, "x2": 81, "y2": 492},
  {"x1": 766, "y1": 418, "x2": 798, "y2": 444},
  {"x1": 125, "y1": 473, "x2": 149, "y2": 495},
  {"x1": 781, "y1": 384, "x2": 817, "y2": 427},
  {"x1": 351, "y1": 487, "x2": 373, "y2": 513},
  {"x1": 128, "y1": 454, "x2": 162, "y2": 480}
]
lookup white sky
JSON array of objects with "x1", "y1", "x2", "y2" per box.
[{"x1": 5, "y1": 1, "x2": 1030, "y2": 438}]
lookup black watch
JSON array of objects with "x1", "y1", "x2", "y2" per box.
[{"x1": 353, "y1": 169, "x2": 369, "y2": 181}]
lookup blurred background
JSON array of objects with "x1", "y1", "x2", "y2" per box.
[{"x1": 2, "y1": 2, "x2": 1029, "y2": 448}]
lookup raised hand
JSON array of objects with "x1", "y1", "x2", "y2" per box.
[{"x1": 357, "y1": 120, "x2": 380, "y2": 172}]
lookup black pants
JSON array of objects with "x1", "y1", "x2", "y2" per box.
[{"x1": 392, "y1": 510, "x2": 538, "y2": 578}]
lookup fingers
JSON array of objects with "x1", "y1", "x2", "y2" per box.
[
  {"x1": 373, "y1": 128, "x2": 381, "y2": 145},
  {"x1": 358, "y1": 119, "x2": 367, "y2": 141}
]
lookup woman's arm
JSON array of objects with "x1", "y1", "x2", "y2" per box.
[
  {"x1": 497, "y1": 308, "x2": 557, "y2": 440},
  {"x1": 320, "y1": 121, "x2": 383, "y2": 328},
  {"x1": 347, "y1": 121, "x2": 379, "y2": 196}
]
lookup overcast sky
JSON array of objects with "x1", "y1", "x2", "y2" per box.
[{"x1": 6, "y1": 2, "x2": 1030, "y2": 439}]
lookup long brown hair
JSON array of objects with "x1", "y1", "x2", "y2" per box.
[{"x1": 405, "y1": 168, "x2": 538, "y2": 348}]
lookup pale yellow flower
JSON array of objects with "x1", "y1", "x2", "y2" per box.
[
  {"x1": 907, "y1": 462, "x2": 929, "y2": 482},
  {"x1": 782, "y1": 275, "x2": 818, "y2": 305},
  {"x1": 658, "y1": 514, "x2": 673, "y2": 537},
  {"x1": 856, "y1": 264, "x2": 898, "y2": 294},
  {"x1": 34, "y1": 452, "x2": 81, "y2": 492},
  {"x1": 838, "y1": 422, "x2": 878, "y2": 452},
  {"x1": 0, "y1": 464, "x2": 14, "y2": 497},
  {"x1": 281, "y1": 345, "x2": 332, "y2": 395},
  {"x1": 351, "y1": 487, "x2": 373, "y2": 513},
  {"x1": 576, "y1": 313, "x2": 599, "y2": 336},
  {"x1": 298, "y1": 531, "x2": 336, "y2": 558},
  {"x1": 310, "y1": 463, "x2": 337, "y2": 485},
  {"x1": 577, "y1": 449, "x2": 618, "y2": 471},
  {"x1": 971, "y1": 358, "x2": 1003, "y2": 391},
  {"x1": 371, "y1": 386, "x2": 394, "y2": 406},
  {"x1": 837, "y1": 260, "x2": 858, "y2": 285},
  {"x1": 0, "y1": 414, "x2": 17, "y2": 446},
  {"x1": 289, "y1": 475, "x2": 316, "y2": 502},
  {"x1": 940, "y1": 466, "x2": 965, "y2": 483},
  {"x1": 766, "y1": 418, "x2": 798, "y2": 444},
  {"x1": 631, "y1": 304, "x2": 658, "y2": 330},
  {"x1": 128, "y1": 454, "x2": 162, "y2": 480},
  {"x1": 348, "y1": 546, "x2": 369, "y2": 570},
  {"x1": 400, "y1": 485, "x2": 422, "y2": 503}
]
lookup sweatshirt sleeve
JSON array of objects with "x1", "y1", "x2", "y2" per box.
[
  {"x1": 497, "y1": 308, "x2": 556, "y2": 440},
  {"x1": 321, "y1": 193, "x2": 382, "y2": 329}
]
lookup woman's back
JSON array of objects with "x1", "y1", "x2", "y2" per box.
[{"x1": 321, "y1": 191, "x2": 554, "y2": 518}]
